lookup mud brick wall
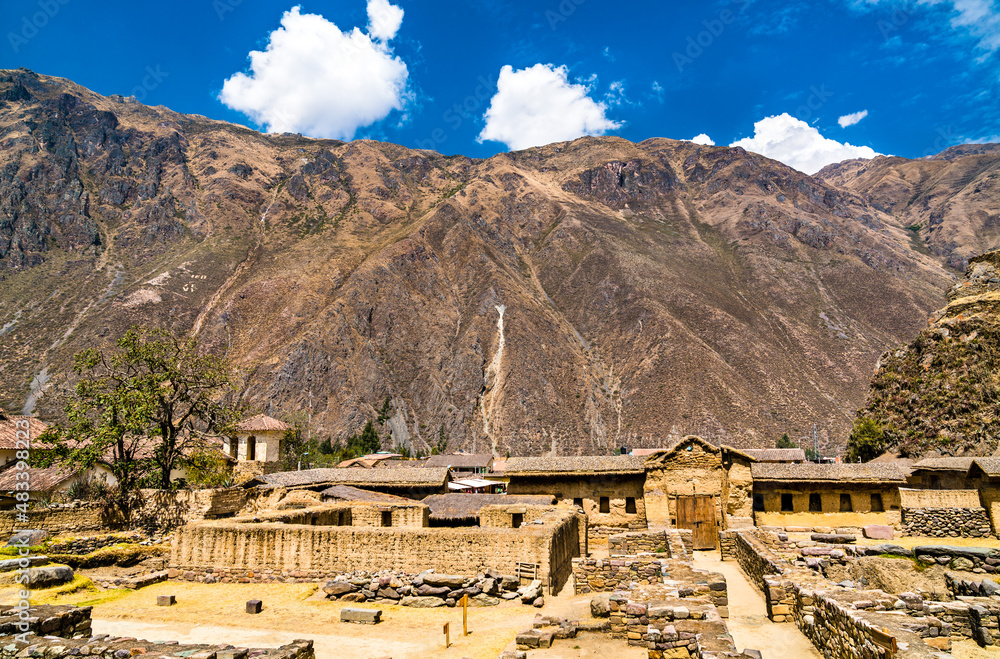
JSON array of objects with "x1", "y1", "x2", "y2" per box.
[
  {"x1": 0, "y1": 605, "x2": 92, "y2": 638},
  {"x1": 0, "y1": 504, "x2": 104, "y2": 535},
  {"x1": 0, "y1": 635, "x2": 314, "y2": 658},
  {"x1": 902, "y1": 507, "x2": 993, "y2": 538},
  {"x1": 140, "y1": 487, "x2": 249, "y2": 529},
  {"x1": 609, "y1": 530, "x2": 668, "y2": 556},
  {"x1": 172, "y1": 508, "x2": 582, "y2": 594}
]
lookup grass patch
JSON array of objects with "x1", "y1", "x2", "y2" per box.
[
  {"x1": 49, "y1": 544, "x2": 164, "y2": 569},
  {"x1": 0, "y1": 545, "x2": 45, "y2": 557}
]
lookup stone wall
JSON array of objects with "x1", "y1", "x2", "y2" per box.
[
  {"x1": 722, "y1": 458, "x2": 754, "y2": 528},
  {"x1": 573, "y1": 556, "x2": 666, "y2": 594},
  {"x1": 0, "y1": 503, "x2": 104, "y2": 535},
  {"x1": 0, "y1": 604, "x2": 92, "y2": 638},
  {"x1": 171, "y1": 508, "x2": 582, "y2": 594},
  {"x1": 643, "y1": 439, "x2": 722, "y2": 527},
  {"x1": 0, "y1": 634, "x2": 314, "y2": 659},
  {"x1": 902, "y1": 506, "x2": 993, "y2": 538},
  {"x1": 47, "y1": 532, "x2": 144, "y2": 554},
  {"x1": 609, "y1": 530, "x2": 667, "y2": 556}
]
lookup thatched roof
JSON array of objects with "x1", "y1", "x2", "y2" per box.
[
  {"x1": 751, "y1": 462, "x2": 906, "y2": 483},
  {"x1": 910, "y1": 457, "x2": 977, "y2": 473},
  {"x1": 0, "y1": 414, "x2": 47, "y2": 450},
  {"x1": 739, "y1": 449, "x2": 806, "y2": 463},
  {"x1": 235, "y1": 415, "x2": 290, "y2": 433},
  {"x1": 424, "y1": 453, "x2": 493, "y2": 470},
  {"x1": 261, "y1": 467, "x2": 449, "y2": 489},
  {"x1": 504, "y1": 455, "x2": 645, "y2": 476},
  {"x1": 0, "y1": 465, "x2": 76, "y2": 493},
  {"x1": 971, "y1": 458, "x2": 1000, "y2": 478},
  {"x1": 319, "y1": 484, "x2": 413, "y2": 504},
  {"x1": 422, "y1": 494, "x2": 556, "y2": 522}
]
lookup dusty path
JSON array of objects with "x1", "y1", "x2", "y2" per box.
[{"x1": 692, "y1": 552, "x2": 822, "y2": 659}]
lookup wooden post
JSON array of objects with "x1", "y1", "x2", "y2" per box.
[
  {"x1": 443, "y1": 622, "x2": 450, "y2": 648},
  {"x1": 461, "y1": 594, "x2": 469, "y2": 636}
]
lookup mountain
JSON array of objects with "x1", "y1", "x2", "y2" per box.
[
  {"x1": 852, "y1": 250, "x2": 1000, "y2": 457},
  {"x1": 816, "y1": 146, "x2": 1000, "y2": 272},
  {"x1": 0, "y1": 69, "x2": 967, "y2": 456}
]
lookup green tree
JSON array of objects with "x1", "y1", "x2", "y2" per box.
[
  {"x1": 776, "y1": 433, "x2": 796, "y2": 449},
  {"x1": 36, "y1": 326, "x2": 241, "y2": 517},
  {"x1": 185, "y1": 449, "x2": 233, "y2": 489},
  {"x1": 376, "y1": 396, "x2": 392, "y2": 424},
  {"x1": 846, "y1": 417, "x2": 888, "y2": 462}
]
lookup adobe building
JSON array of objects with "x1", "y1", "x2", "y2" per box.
[
  {"x1": 505, "y1": 455, "x2": 646, "y2": 530},
  {"x1": 968, "y1": 458, "x2": 1000, "y2": 534},
  {"x1": 0, "y1": 407, "x2": 47, "y2": 468},
  {"x1": 644, "y1": 436, "x2": 724, "y2": 530},
  {"x1": 259, "y1": 466, "x2": 450, "y2": 499},
  {"x1": 908, "y1": 457, "x2": 978, "y2": 489},
  {"x1": 751, "y1": 462, "x2": 906, "y2": 529},
  {"x1": 227, "y1": 415, "x2": 290, "y2": 478}
]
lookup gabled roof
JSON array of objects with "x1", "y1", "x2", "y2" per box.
[
  {"x1": 739, "y1": 449, "x2": 806, "y2": 463},
  {"x1": 643, "y1": 436, "x2": 720, "y2": 465},
  {"x1": 261, "y1": 467, "x2": 449, "y2": 489},
  {"x1": 751, "y1": 462, "x2": 906, "y2": 483},
  {"x1": 422, "y1": 494, "x2": 555, "y2": 522},
  {"x1": 971, "y1": 458, "x2": 1000, "y2": 478},
  {"x1": 424, "y1": 453, "x2": 494, "y2": 469},
  {"x1": 911, "y1": 457, "x2": 977, "y2": 473},
  {"x1": 0, "y1": 414, "x2": 48, "y2": 451},
  {"x1": 504, "y1": 455, "x2": 645, "y2": 476},
  {"x1": 235, "y1": 415, "x2": 290, "y2": 433}
]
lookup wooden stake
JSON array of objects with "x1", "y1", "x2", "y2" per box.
[
  {"x1": 461, "y1": 594, "x2": 469, "y2": 636},
  {"x1": 443, "y1": 622, "x2": 450, "y2": 648}
]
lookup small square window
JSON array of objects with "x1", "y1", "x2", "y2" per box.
[
  {"x1": 871, "y1": 493, "x2": 884, "y2": 512},
  {"x1": 625, "y1": 497, "x2": 637, "y2": 514},
  {"x1": 780, "y1": 493, "x2": 794, "y2": 512},
  {"x1": 573, "y1": 497, "x2": 583, "y2": 508},
  {"x1": 752, "y1": 494, "x2": 764, "y2": 512},
  {"x1": 809, "y1": 493, "x2": 822, "y2": 512},
  {"x1": 381, "y1": 511, "x2": 392, "y2": 527},
  {"x1": 599, "y1": 497, "x2": 610, "y2": 514},
  {"x1": 511, "y1": 513, "x2": 523, "y2": 529},
  {"x1": 840, "y1": 494, "x2": 853, "y2": 512}
]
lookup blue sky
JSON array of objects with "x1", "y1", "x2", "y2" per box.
[{"x1": 2, "y1": 0, "x2": 999, "y2": 174}]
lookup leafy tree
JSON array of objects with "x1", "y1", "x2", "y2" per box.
[
  {"x1": 776, "y1": 433, "x2": 796, "y2": 449},
  {"x1": 846, "y1": 417, "x2": 888, "y2": 462},
  {"x1": 36, "y1": 326, "x2": 240, "y2": 518},
  {"x1": 185, "y1": 449, "x2": 233, "y2": 489}
]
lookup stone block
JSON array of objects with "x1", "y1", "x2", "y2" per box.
[
  {"x1": 246, "y1": 599, "x2": 262, "y2": 614},
  {"x1": 6, "y1": 529, "x2": 48, "y2": 546},
  {"x1": 157, "y1": 595, "x2": 176, "y2": 606},
  {"x1": 340, "y1": 607, "x2": 382, "y2": 624},
  {"x1": 423, "y1": 573, "x2": 466, "y2": 588},
  {"x1": 863, "y1": 525, "x2": 894, "y2": 540},
  {"x1": 810, "y1": 533, "x2": 855, "y2": 544}
]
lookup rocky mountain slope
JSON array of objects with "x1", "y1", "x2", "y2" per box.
[
  {"x1": 0, "y1": 69, "x2": 968, "y2": 456},
  {"x1": 853, "y1": 250, "x2": 1000, "y2": 457}
]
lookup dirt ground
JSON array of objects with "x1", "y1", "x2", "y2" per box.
[{"x1": 2, "y1": 578, "x2": 642, "y2": 659}]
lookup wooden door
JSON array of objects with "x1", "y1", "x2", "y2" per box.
[{"x1": 676, "y1": 495, "x2": 718, "y2": 550}]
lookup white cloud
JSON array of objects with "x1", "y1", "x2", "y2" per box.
[
  {"x1": 367, "y1": 0, "x2": 404, "y2": 41},
  {"x1": 478, "y1": 64, "x2": 621, "y2": 151},
  {"x1": 730, "y1": 113, "x2": 880, "y2": 175},
  {"x1": 219, "y1": 4, "x2": 410, "y2": 140},
  {"x1": 691, "y1": 134, "x2": 716, "y2": 146},
  {"x1": 838, "y1": 109, "x2": 869, "y2": 128}
]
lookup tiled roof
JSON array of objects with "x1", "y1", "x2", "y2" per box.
[
  {"x1": 319, "y1": 484, "x2": 414, "y2": 503},
  {"x1": 261, "y1": 467, "x2": 449, "y2": 489},
  {"x1": 235, "y1": 415, "x2": 290, "y2": 433},
  {"x1": 0, "y1": 416, "x2": 48, "y2": 451},
  {"x1": 424, "y1": 454, "x2": 494, "y2": 469},
  {"x1": 751, "y1": 462, "x2": 906, "y2": 483},
  {"x1": 504, "y1": 455, "x2": 645, "y2": 475},
  {"x1": 740, "y1": 449, "x2": 806, "y2": 463},
  {"x1": 0, "y1": 465, "x2": 76, "y2": 493},
  {"x1": 972, "y1": 458, "x2": 1000, "y2": 477}
]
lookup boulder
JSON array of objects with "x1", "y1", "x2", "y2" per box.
[
  {"x1": 532, "y1": 597, "x2": 545, "y2": 608},
  {"x1": 416, "y1": 584, "x2": 450, "y2": 597},
  {"x1": 400, "y1": 596, "x2": 447, "y2": 608},
  {"x1": 422, "y1": 574, "x2": 466, "y2": 589},
  {"x1": 481, "y1": 578, "x2": 498, "y2": 596},
  {"x1": 323, "y1": 581, "x2": 355, "y2": 597},
  {"x1": 470, "y1": 594, "x2": 500, "y2": 607},
  {"x1": 982, "y1": 578, "x2": 1000, "y2": 596},
  {"x1": 810, "y1": 533, "x2": 855, "y2": 544},
  {"x1": 866, "y1": 544, "x2": 912, "y2": 557},
  {"x1": 25, "y1": 565, "x2": 74, "y2": 588},
  {"x1": 0, "y1": 556, "x2": 48, "y2": 573},
  {"x1": 521, "y1": 580, "x2": 543, "y2": 604},
  {"x1": 501, "y1": 575, "x2": 520, "y2": 591},
  {"x1": 862, "y1": 525, "x2": 894, "y2": 540},
  {"x1": 952, "y1": 557, "x2": 976, "y2": 571},
  {"x1": 590, "y1": 593, "x2": 611, "y2": 618},
  {"x1": 6, "y1": 530, "x2": 48, "y2": 547},
  {"x1": 341, "y1": 592, "x2": 367, "y2": 602}
]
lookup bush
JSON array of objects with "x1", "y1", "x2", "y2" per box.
[{"x1": 846, "y1": 417, "x2": 888, "y2": 462}]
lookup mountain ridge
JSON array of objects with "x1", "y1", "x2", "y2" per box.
[{"x1": 0, "y1": 68, "x2": 987, "y2": 457}]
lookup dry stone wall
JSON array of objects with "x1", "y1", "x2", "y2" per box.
[
  {"x1": 0, "y1": 604, "x2": 91, "y2": 638},
  {"x1": 0, "y1": 503, "x2": 104, "y2": 535},
  {"x1": 902, "y1": 506, "x2": 992, "y2": 538},
  {"x1": 609, "y1": 530, "x2": 668, "y2": 555}
]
